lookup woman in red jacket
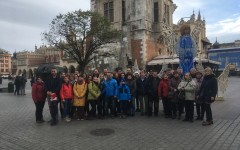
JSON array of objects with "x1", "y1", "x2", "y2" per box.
[
  {"x1": 60, "y1": 76, "x2": 73, "y2": 122},
  {"x1": 32, "y1": 77, "x2": 47, "y2": 123},
  {"x1": 158, "y1": 73, "x2": 171, "y2": 118}
]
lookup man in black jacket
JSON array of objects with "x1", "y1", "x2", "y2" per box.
[
  {"x1": 44, "y1": 67, "x2": 62, "y2": 126},
  {"x1": 147, "y1": 71, "x2": 160, "y2": 116},
  {"x1": 136, "y1": 70, "x2": 149, "y2": 116}
]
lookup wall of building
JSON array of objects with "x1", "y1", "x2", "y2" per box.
[{"x1": 0, "y1": 52, "x2": 11, "y2": 75}]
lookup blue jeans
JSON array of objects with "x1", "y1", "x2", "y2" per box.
[
  {"x1": 63, "y1": 99, "x2": 72, "y2": 118},
  {"x1": 128, "y1": 96, "x2": 135, "y2": 116}
]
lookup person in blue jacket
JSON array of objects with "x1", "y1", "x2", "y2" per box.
[
  {"x1": 103, "y1": 72, "x2": 118, "y2": 118},
  {"x1": 118, "y1": 78, "x2": 131, "y2": 118}
]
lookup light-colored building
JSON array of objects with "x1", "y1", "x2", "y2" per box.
[
  {"x1": 92, "y1": 0, "x2": 176, "y2": 69},
  {"x1": 0, "y1": 48, "x2": 12, "y2": 75},
  {"x1": 16, "y1": 50, "x2": 46, "y2": 77}
]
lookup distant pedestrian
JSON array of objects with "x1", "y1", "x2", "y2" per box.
[
  {"x1": 32, "y1": 77, "x2": 47, "y2": 123},
  {"x1": 14, "y1": 75, "x2": 21, "y2": 95},
  {"x1": 20, "y1": 74, "x2": 27, "y2": 95}
]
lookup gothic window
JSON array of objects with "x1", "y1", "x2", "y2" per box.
[
  {"x1": 122, "y1": 1, "x2": 126, "y2": 23},
  {"x1": 164, "y1": 3, "x2": 170, "y2": 24},
  {"x1": 154, "y1": 2, "x2": 159, "y2": 22},
  {"x1": 104, "y1": 1, "x2": 114, "y2": 22}
]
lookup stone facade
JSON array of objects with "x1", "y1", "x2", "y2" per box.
[
  {"x1": 0, "y1": 49, "x2": 11, "y2": 75},
  {"x1": 92, "y1": 0, "x2": 176, "y2": 69}
]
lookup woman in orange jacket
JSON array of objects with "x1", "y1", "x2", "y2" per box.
[{"x1": 60, "y1": 76, "x2": 73, "y2": 122}]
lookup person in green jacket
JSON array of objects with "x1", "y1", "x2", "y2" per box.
[{"x1": 87, "y1": 76, "x2": 101, "y2": 119}]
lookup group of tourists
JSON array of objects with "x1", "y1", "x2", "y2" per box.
[
  {"x1": 13, "y1": 74, "x2": 27, "y2": 95},
  {"x1": 31, "y1": 66, "x2": 218, "y2": 126}
]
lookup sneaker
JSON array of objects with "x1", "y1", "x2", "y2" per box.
[
  {"x1": 202, "y1": 121, "x2": 213, "y2": 126},
  {"x1": 65, "y1": 117, "x2": 71, "y2": 122},
  {"x1": 182, "y1": 118, "x2": 189, "y2": 122}
]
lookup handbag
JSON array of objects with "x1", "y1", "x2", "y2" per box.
[
  {"x1": 178, "y1": 81, "x2": 190, "y2": 100},
  {"x1": 178, "y1": 90, "x2": 185, "y2": 100},
  {"x1": 168, "y1": 91, "x2": 174, "y2": 99}
]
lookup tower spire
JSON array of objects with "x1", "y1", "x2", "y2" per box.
[{"x1": 198, "y1": 10, "x2": 201, "y2": 20}]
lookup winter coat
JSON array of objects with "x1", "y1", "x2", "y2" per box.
[
  {"x1": 44, "y1": 76, "x2": 62, "y2": 97},
  {"x1": 103, "y1": 78, "x2": 118, "y2": 97},
  {"x1": 136, "y1": 77, "x2": 148, "y2": 96},
  {"x1": 193, "y1": 78, "x2": 202, "y2": 94},
  {"x1": 117, "y1": 84, "x2": 131, "y2": 101},
  {"x1": 60, "y1": 83, "x2": 73, "y2": 101},
  {"x1": 87, "y1": 81, "x2": 101, "y2": 100},
  {"x1": 170, "y1": 77, "x2": 181, "y2": 101},
  {"x1": 32, "y1": 82, "x2": 47, "y2": 103},
  {"x1": 126, "y1": 79, "x2": 136, "y2": 97},
  {"x1": 73, "y1": 82, "x2": 87, "y2": 107},
  {"x1": 178, "y1": 79, "x2": 196, "y2": 101},
  {"x1": 198, "y1": 74, "x2": 218, "y2": 103},
  {"x1": 158, "y1": 78, "x2": 170, "y2": 97},
  {"x1": 148, "y1": 76, "x2": 160, "y2": 97}
]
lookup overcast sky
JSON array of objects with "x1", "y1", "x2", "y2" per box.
[{"x1": 0, "y1": 0, "x2": 239, "y2": 53}]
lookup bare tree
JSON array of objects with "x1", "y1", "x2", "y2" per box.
[{"x1": 42, "y1": 10, "x2": 120, "y2": 72}]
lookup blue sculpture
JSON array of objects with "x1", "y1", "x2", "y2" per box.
[{"x1": 175, "y1": 25, "x2": 197, "y2": 75}]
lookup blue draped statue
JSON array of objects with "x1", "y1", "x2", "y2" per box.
[{"x1": 176, "y1": 25, "x2": 197, "y2": 75}]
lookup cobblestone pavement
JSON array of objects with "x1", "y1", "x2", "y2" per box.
[{"x1": 0, "y1": 77, "x2": 240, "y2": 150}]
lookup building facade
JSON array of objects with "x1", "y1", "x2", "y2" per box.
[
  {"x1": 0, "y1": 49, "x2": 12, "y2": 75},
  {"x1": 92, "y1": 0, "x2": 177, "y2": 69},
  {"x1": 173, "y1": 11, "x2": 211, "y2": 59}
]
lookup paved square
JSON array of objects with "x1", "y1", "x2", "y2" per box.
[{"x1": 0, "y1": 77, "x2": 240, "y2": 150}]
